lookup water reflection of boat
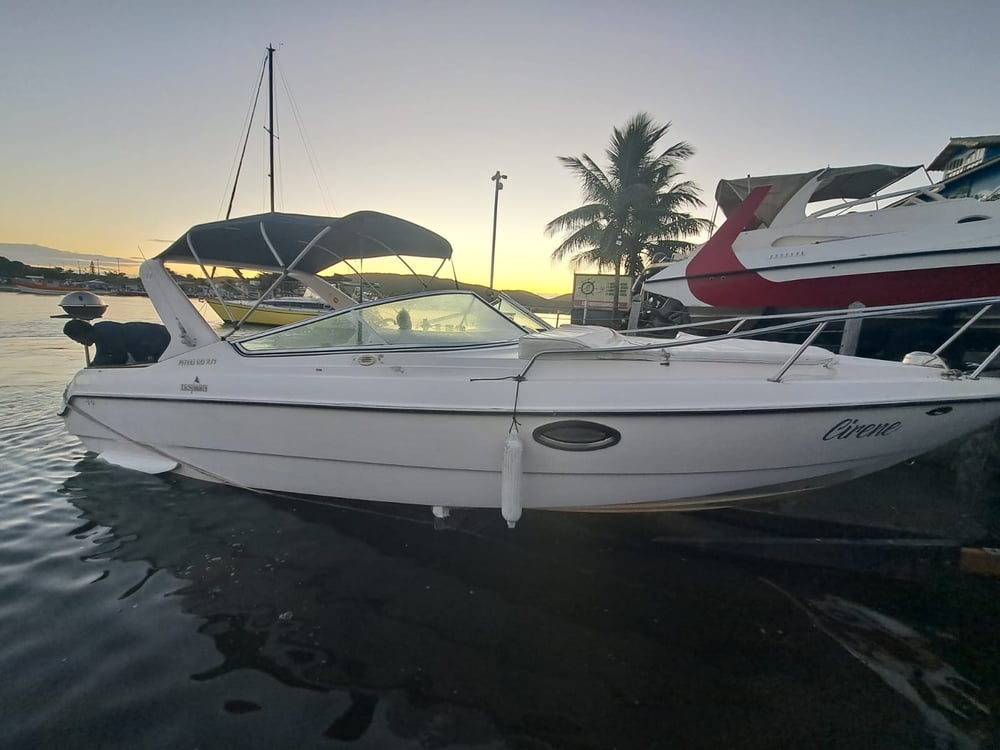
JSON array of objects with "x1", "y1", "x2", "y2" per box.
[
  {"x1": 61, "y1": 459, "x2": 664, "y2": 745},
  {"x1": 59, "y1": 457, "x2": 999, "y2": 748}
]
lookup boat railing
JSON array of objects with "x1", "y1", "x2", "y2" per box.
[
  {"x1": 521, "y1": 296, "x2": 1000, "y2": 383},
  {"x1": 809, "y1": 182, "x2": 947, "y2": 219}
]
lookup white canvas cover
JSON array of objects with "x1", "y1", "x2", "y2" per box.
[{"x1": 518, "y1": 327, "x2": 836, "y2": 365}]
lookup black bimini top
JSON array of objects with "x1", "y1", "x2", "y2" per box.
[{"x1": 155, "y1": 211, "x2": 453, "y2": 275}]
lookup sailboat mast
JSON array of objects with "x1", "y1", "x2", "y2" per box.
[
  {"x1": 267, "y1": 44, "x2": 275, "y2": 213},
  {"x1": 224, "y1": 46, "x2": 276, "y2": 220}
]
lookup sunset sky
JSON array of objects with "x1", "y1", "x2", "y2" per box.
[{"x1": 3, "y1": 0, "x2": 998, "y2": 295}]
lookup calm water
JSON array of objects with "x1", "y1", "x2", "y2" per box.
[{"x1": 1, "y1": 291, "x2": 999, "y2": 749}]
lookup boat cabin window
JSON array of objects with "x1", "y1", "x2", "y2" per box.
[{"x1": 236, "y1": 291, "x2": 531, "y2": 352}]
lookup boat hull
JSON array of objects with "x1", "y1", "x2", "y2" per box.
[
  {"x1": 16, "y1": 281, "x2": 82, "y2": 295},
  {"x1": 649, "y1": 254, "x2": 1000, "y2": 325},
  {"x1": 62, "y1": 356, "x2": 1000, "y2": 512}
]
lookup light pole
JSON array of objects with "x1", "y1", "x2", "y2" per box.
[{"x1": 489, "y1": 170, "x2": 507, "y2": 289}]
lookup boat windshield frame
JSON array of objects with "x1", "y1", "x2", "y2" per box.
[{"x1": 234, "y1": 289, "x2": 534, "y2": 354}]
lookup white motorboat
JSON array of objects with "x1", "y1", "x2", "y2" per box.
[
  {"x1": 640, "y1": 164, "x2": 1000, "y2": 329},
  {"x1": 60, "y1": 211, "x2": 1000, "y2": 526}
]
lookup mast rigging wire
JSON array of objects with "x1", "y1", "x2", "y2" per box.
[{"x1": 223, "y1": 53, "x2": 269, "y2": 220}]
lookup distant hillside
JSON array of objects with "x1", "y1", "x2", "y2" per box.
[
  {"x1": 327, "y1": 272, "x2": 572, "y2": 312},
  {"x1": 507, "y1": 290, "x2": 574, "y2": 311},
  {"x1": 0, "y1": 243, "x2": 138, "y2": 273},
  {"x1": 1, "y1": 243, "x2": 572, "y2": 307}
]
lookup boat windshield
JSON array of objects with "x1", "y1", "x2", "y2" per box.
[
  {"x1": 237, "y1": 290, "x2": 532, "y2": 352},
  {"x1": 489, "y1": 292, "x2": 552, "y2": 332}
]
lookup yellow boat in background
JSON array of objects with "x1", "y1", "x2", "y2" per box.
[{"x1": 204, "y1": 296, "x2": 333, "y2": 326}]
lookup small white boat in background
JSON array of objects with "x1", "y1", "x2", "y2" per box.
[
  {"x1": 59, "y1": 210, "x2": 1000, "y2": 527},
  {"x1": 641, "y1": 164, "x2": 1000, "y2": 327}
]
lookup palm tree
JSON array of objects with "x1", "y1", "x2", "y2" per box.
[{"x1": 546, "y1": 113, "x2": 712, "y2": 324}]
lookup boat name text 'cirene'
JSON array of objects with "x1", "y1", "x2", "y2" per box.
[{"x1": 822, "y1": 418, "x2": 901, "y2": 441}]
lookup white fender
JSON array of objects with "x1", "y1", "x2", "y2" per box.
[{"x1": 501, "y1": 432, "x2": 523, "y2": 528}]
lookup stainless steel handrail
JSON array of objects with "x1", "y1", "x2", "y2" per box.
[
  {"x1": 768, "y1": 322, "x2": 828, "y2": 383},
  {"x1": 521, "y1": 296, "x2": 1000, "y2": 382}
]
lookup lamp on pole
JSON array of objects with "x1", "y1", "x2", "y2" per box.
[{"x1": 489, "y1": 170, "x2": 507, "y2": 289}]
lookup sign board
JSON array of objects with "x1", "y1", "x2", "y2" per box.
[
  {"x1": 944, "y1": 147, "x2": 986, "y2": 180},
  {"x1": 572, "y1": 274, "x2": 633, "y2": 310}
]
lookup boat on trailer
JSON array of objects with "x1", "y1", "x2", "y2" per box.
[
  {"x1": 58, "y1": 210, "x2": 1000, "y2": 526},
  {"x1": 640, "y1": 164, "x2": 1000, "y2": 344}
]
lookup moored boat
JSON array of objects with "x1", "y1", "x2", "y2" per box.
[
  {"x1": 15, "y1": 277, "x2": 83, "y2": 295},
  {"x1": 59, "y1": 210, "x2": 1000, "y2": 527},
  {"x1": 640, "y1": 164, "x2": 1000, "y2": 334},
  {"x1": 204, "y1": 295, "x2": 334, "y2": 326}
]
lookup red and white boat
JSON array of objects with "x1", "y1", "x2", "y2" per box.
[
  {"x1": 14, "y1": 277, "x2": 84, "y2": 295},
  {"x1": 641, "y1": 164, "x2": 1000, "y2": 328}
]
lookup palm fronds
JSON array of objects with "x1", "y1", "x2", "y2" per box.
[{"x1": 547, "y1": 113, "x2": 708, "y2": 278}]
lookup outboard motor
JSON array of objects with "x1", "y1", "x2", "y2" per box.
[
  {"x1": 631, "y1": 262, "x2": 690, "y2": 331},
  {"x1": 641, "y1": 295, "x2": 690, "y2": 329}
]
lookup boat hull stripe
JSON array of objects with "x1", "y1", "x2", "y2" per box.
[{"x1": 65, "y1": 394, "x2": 1000, "y2": 417}]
